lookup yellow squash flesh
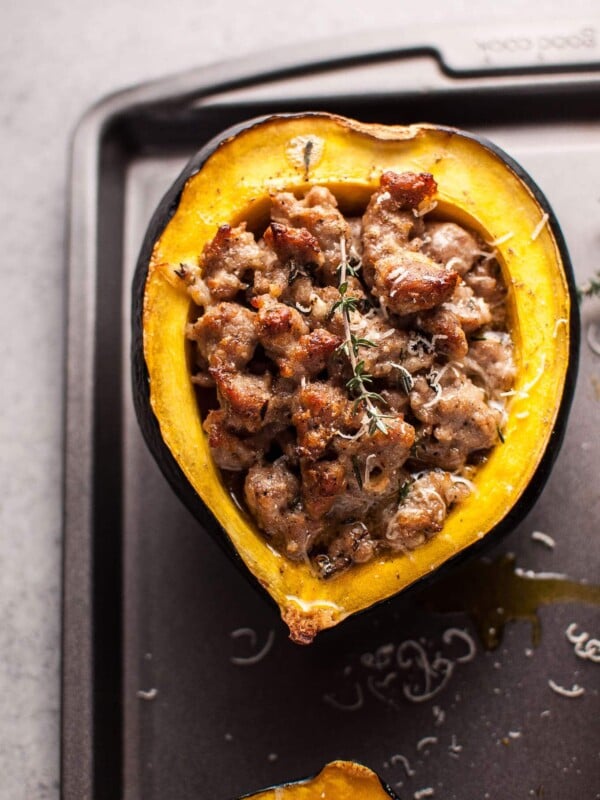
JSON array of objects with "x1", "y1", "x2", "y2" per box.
[
  {"x1": 240, "y1": 760, "x2": 396, "y2": 799},
  {"x1": 142, "y1": 113, "x2": 572, "y2": 644}
]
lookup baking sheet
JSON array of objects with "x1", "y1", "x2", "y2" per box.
[{"x1": 63, "y1": 30, "x2": 600, "y2": 800}]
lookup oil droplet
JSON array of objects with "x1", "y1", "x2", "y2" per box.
[{"x1": 421, "y1": 554, "x2": 600, "y2": 650}]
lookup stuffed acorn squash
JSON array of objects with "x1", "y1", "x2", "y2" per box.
[
  {"x1": 237, "y1": 760, "x2": 399, "y2": 799},
  {"x1": 132, "y1": 113, "x2": 578, "y2": 644}
]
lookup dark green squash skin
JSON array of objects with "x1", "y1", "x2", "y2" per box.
[{"x1": 131, "y1": 113, "x2": 580, "y2": 633}]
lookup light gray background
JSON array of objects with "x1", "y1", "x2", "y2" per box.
[{"x1": 1, "y1": 1, "x2": 597, "y2": 797}]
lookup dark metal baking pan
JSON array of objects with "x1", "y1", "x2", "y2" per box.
[{"x1": 63, "y1": 20, "x2": 600, "y2": 800}]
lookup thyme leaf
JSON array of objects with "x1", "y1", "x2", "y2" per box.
[
  {"x1": 577, "y1": 270, "x2": 600, "y2": 301},
  {"x1": 336, "y1": 238, "x2": 389, "y2": 436},
  {"x1": 303, "y1": 139, "x2": 314, "y2": 179},
  {"x1": 398, "y1": 479, "x2": 412, "y2": 504},
  {"x1": 352, "y1": 456, "x2": 363, "y2": 489},
  {"x1": 391, "y1": 362, "x2": 414, "y2": 394}
]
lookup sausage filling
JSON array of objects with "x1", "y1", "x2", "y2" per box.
[{"x1": 182, "y1": 172, "x2": 515, "y2": 576}]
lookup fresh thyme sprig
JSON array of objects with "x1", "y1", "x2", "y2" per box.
[
  {"x1": 578, "y1": 270, "x2": 600, "y2": 302},
  {"x1": 335, "y1": 239, "x2": 389, "y2": 435}
]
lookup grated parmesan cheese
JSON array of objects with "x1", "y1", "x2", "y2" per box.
[
  {"x1": 334, "y1": 418, "x2": 369, "y2": 441},
  {"x1": 474, "y1": 247, "x2": 498, "y2": 263},
  {"x1": 413, "y1": 199, "x2": 438, "y2": 217},
  {"x1": 364, "y1": 453, "x2": 378, "y2": 487},
  {"x1": 553, "y1": 317, "x2": 567, "y2": 337},
  {"x1": 531, "y1": 530, "x2": 556, "y2": 549},
  {"x1": 422, "y1": 383, "x2": 443, "y2": 409},
  {"x1": 137, "y1": 688, "x2": 157, "y2": 700},
  {"x1": 390, "y1": 753, "x2": 415, "y2": 777},
  {"x1": 565, "y1": 623, "x2": 600, "y2": 663},
  {"x1": 448, "y1": 734, "x2": 463, "y2": 756},
  {"x1": 531, "y1": 213, "x2": 549, "y2": 241},
  {"x1": 442, "y1": 628, "x2": 477, "y2": 663},
  {"x1": 323, "y1": 683, "x2": 365, "y2": 712},
  {"x1": 445, "y1": 256, "x2": 463, "y2": 271},
  {"x1": 548, "y1": 679, "x2": 585, "y2": 698},
  {"x1": 376, "y1": 191, "x2": 392, "y2": 206},
  {"x1": 417, "y1": 736, "x2": 438, "y2": 752},
  {"x1": 388, "y1": 266, "x2": 409, "y2": 283},
  {"x1": 449, "y1": 474, "x2": 477, "y2": 494},
  {"x1": 520, "y1": 356, "x2": 546, "y2": 395},
  {"x1": 230, "y1": 628, "x2": 275, "y2": 666},
  {"x1": 486, "y1": 231, "x2": 514, "y2": 247}
]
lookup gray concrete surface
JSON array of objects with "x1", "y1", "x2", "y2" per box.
[{"x1": 1, "y1": 1, "x2": 597, "y2": 797}]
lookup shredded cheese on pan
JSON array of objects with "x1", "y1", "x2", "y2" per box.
[
  {"x1": 548, "y1": 679, "x2": 585, "y2": 698},
  {"x1": 531, "y1": 530, "x2": 556, "y2": 549}
]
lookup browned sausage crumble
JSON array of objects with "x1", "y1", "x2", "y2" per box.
[{"x1": 182, "y1": 172, "x2": 515, "y2": 577}]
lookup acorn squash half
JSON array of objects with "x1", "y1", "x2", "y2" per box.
[
  {"x1": 238, "y1": 760, "x2": 399, "y2": 799},
  {"x1": 132, "y1": 112, "x2": 578, "y2": 644}
]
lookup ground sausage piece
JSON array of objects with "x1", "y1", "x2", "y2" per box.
[
  {"x1": 423, "y1": 221, "x2": 482, "y2": 275},
  {"x1": 362, "y1": 172, "x2": 459, "y2": 315},
  {"x1": 343, "y1": 313, "x2": 414, "y2": 379},
  {"x1": 244, "y1": 461, "x2": 322, "y2": 560},
  {"x1": 381, "y1": 170, "x2": 438, "y2": 209},
  {"x1": 256, "y1": 297, "x2": 310, "y2": 347},
  {"x1": 263, "y1": 222, "x2": 325, "y2": 269},
  {"x1": 416, "y1": 280, "x2": 491, "y2": 361},
  {"x1": 292, "y1": 382, "x2": 361, "y2": 460},
  {"x1": 411, "y1": 436, "x2": 467, "y2": 472},
  {"x1": 417, "y1": 307, "x2": 468, "y2": 360},
  {"x1": 201, "y1": 223, "x2": 266, "y2": 301},
  {"x1": 463, "y1": 335, "x2": 516, "y2": 394},
  {"x1": 325, "y1": 417, "x2": 415, "y2": 523},
  {"x1": 249, "y1": 239, "x2": 290, "y2": 300},
  {"x1": 271, "y1": 186, "x2": 350, "y2": 283},
  {"x1": 300, "y1": 459, "x2": 348, "y2": 520},
  {"x1": 384, "y1": 470, "x2": 470, "y2": 550},
  {"x1": 338, "y1": 417, "x2": 415, "y2": 489},
  {"x1": 410, "y1": 373, "x2": 500, "y2": 461},
  {"x1": 443, "y1": 280, "x2": 492, "y2": 333},
  {"x1": 321, "y1": 522, "x2": 377, "y2": 575},
  {"x1": 187, "y1": 302, "x2": 258, "y2": 371},
  {"x1": 465, "y1": 260, "x2": 508, "y2": 328},
  {"x1": 188, "y1": 305, "x2": 254, "y2": 368},
  {"x1": 255, "y1": 297, "x2": 341, "y2": 380},
  {"x1": 211, "y1": 368, "x2": 272, "y2": 433},
  {"x1": 282, "y1": 280, "x2": 345, "y2": 334},
  {"x1": 202, "y1": 410, "x2": 260, "y2": 471}
]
